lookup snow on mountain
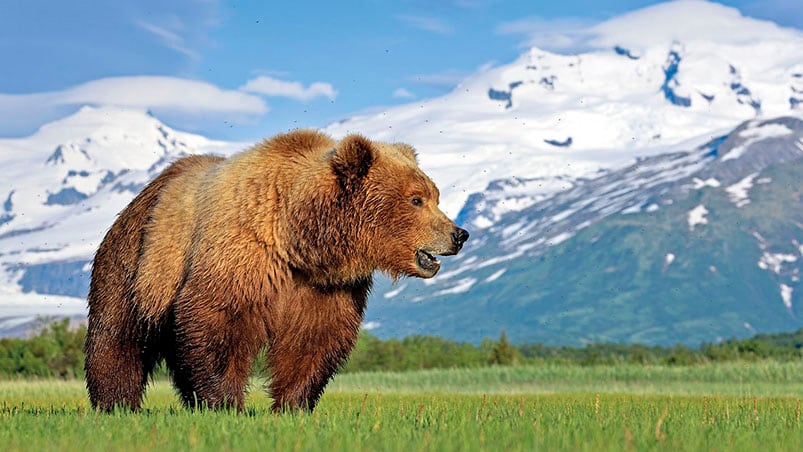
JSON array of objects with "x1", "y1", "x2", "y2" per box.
[
  {"x1": 2, "y1": 0, "x2": 803, "y2": 339},
  {"x1": 0, "y1": 106, "x2": 242, "y2": 327},
  {"x1": 366, "y1": 116, "x2": 803, "y2": 344},
  {"x1": 421, "y1": 116, "x2": 803, "y2": 300},
  {"x1": 326, "y1": 0, "x2": 803, "y2": 222}
]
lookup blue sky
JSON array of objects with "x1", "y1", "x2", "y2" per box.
[{"x1": 1, "y1": 0, "x2": 801, "y2": 140}]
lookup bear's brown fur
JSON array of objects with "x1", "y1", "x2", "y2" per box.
[{"x1": 84, "y1": 130, "x2": 468, "y2": 412}]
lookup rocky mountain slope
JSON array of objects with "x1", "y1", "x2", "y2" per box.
[{"x1": 364, "y1": 117, "x2": 803, "y2": 345}]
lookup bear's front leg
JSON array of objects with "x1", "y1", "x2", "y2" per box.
[
  {"x1": 269, "y1": 331, "x2": 358, "y2": 411},
  {"x1": 268, "y1": 334, "x2": 357, "y2": 412},
  {"x1": 267, "y1": 284, "x2": 367, "y2": 412}
]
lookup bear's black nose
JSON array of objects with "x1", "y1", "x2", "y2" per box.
[{"x1": 452, "y1": 227, "x2": 469, "y2": 247}]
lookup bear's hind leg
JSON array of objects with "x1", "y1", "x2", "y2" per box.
[
  {"x1": 160, "y1": 312, "x2": 198, "y2": 407},
  {"x1": 85, "y1": 321, "x2": 158, "y2": 411}
]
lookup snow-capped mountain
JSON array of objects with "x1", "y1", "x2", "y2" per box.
[
  {"x1": 1, "y1": 1, "x2": 802, "y2": 343},
  {"x1": 0, "y1": 106, "x2": 242, "y2": 334},
  {"x1": 326, "y1": 0, "x2": 803, "y2": 220},
  {"x1": 364, "y1": 116, "x2": 803, "y2": 345}
]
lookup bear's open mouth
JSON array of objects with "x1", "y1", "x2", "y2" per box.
[{"x1": 415, "y1": 249, "x2": 441, "y2": 273}]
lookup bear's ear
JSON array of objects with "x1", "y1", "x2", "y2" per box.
[
  {"x1": 394, "y1": 143, "x2": 418, "y2": 164},
  {"x1": 331, "y1": 135, "x2": 374, "y2": 188}
]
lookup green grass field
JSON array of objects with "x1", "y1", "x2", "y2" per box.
[{"x1": 1, "y1": 362, "x2": 801, "y2": 451}]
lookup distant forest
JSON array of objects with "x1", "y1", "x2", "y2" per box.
[{"x1": 0, "y1": 318, "x2": 801, "y2": 379}]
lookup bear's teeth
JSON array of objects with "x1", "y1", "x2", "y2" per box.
[{"x1": 416, "y1": 249, "x2": 439, "y2": 270}]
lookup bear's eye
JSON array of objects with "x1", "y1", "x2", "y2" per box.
[{"x1": 411, "y1": 197, "x2": 423, "y2": 207}]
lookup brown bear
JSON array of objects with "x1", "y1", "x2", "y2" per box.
[{"x1": 84, "y1": 130, "x2": 469, "y2": 412}]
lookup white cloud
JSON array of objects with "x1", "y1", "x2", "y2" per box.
[
  {"x1": 393, "y1": 88, "x2": 415, "y2": 99},
  {"x1": 136, "y1": 20, "x2": 201, "y2": 61},
  {"x1": 498, "y1": 2, "x2": 803, "y2": 54},
  {"x1": 496, "y1": 16, "x2": 598, "y2": 52},
  {"x1": 130, "y1": 1, "x2": 226, "y2": 61},
  {"x1": 398, "y1": 15, "x2": 454, "y2": 35},
  {"x1": 0, "y1": 76, "x2": 268, "y2": 136},
  {"x1": 42, "y1": 76, "x2": 266, "y2": 113},
  {"x1": 240, "y1": 76, "x2": 337, "y2": 101},
  {"x1": 588, "y1": 0, "x2": 799, "y2": 49}
]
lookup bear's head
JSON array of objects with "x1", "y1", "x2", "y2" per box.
[{"x1": 286, "y1": 134, "x2": 469, "y2": 286}]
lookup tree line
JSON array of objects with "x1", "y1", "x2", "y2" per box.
[{"x1": 1, "y1": 319, "x2": 801, "y2": 379}]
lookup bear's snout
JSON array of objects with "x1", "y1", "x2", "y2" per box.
[{"x1": 451, "y1": 227, "x2": 469, "y2": 250}]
